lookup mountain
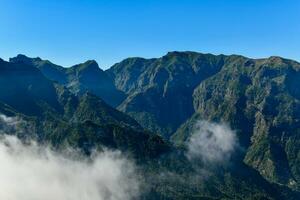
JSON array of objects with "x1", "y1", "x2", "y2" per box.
[
  {"x1": 107, "y1": 52, "x2": 226, "y2": 138},
  {"x1": 109, "y1": 51, "x2": 300, "y2": 191},
  {"x1": 0, "y1": 58, "x2": 168, "y2": 158},
  {"x1": 10, "y1": 54, "x2": 126, "y2": 107},
  {"x1": 0, "y1": 57, "x2": 62, "y2": 116},
  {"x1": 172, "y1": 55, "x2": 300, "y2": 190},
  {"x1": 3, "y1": 52, "x2": 300, "y2": 199}
]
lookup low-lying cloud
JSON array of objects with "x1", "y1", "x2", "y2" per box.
[
  {"x1": 0, "y1": 114, "x2": 19, "y2": 125},
  {"x1": 186, "y1": 121, "x2": 237, "y2": 164},
  {"x1": 0, "y1": 115, "x2": 140, "y2": 200},
  {"x1": 0, "y1": 114, "x2": 22, "y2": 134}
]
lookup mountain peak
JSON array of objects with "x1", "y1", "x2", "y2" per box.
[
  {"x1": 268, "y1": 56, "x2": 284, "y2": 62},
  {"x1": 165, "y1": 51, "x2": 201, "y2": 57},
  {"x1": 165, "y1": 51, "x2": 190, "y2": 57},
  {"x1": 84, "y1": 59, "x2": 98, "y2": 67},
  {"x1": 9, "y1": 54, "x2": 42, "y2": 65},
  {"x1": 71, "y1": 60, "x2": 102, "y2": 72}
]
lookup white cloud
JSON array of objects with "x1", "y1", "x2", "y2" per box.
[
  {"x1": 0, "y1": 114, "x2": 22, "y2": 133},
  {"x1": 0, "y1": 115, "x2": 140, "y2": 200},
  {"x1": 0, "y1": 114, "x2": 19, "y2": 125},
  {"x1": 186, "y1": 121, "x2": 237, "y2": 164}
]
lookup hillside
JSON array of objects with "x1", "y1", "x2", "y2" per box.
[
  {"x1": 109, "y1": 52, "x2": 300, "y2": 191},
  {"x1": 0, "y1": 58, "x2": 167, "y2": 158},
  {"x1": 2, "y1": 52, "x2": 300, "y2": 199}
]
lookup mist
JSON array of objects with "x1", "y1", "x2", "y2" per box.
[
  {"x1": 0, "y1": 114, "x2": 22, "y2": 133},
  {"x1": 186, "y1": 121, "x2": 237, "y2": 164},
  {"x1": 0, "y1": 115, "x2": 140, "y2": 200}
]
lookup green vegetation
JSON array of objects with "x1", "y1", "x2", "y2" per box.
[{"x1": 2, "y1": 51, "x2": 300, "y2": 199}]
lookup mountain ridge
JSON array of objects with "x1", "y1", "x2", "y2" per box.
[
  {"x1": 10, "y1": 54, "x2": 126, "y2": 107},
  {"x1": 3, "y1": 51, "x2": 300, "y2": 198}
]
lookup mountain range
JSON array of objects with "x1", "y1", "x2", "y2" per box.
[{"x1": 2, "y1": 51, "x2": 300, "y2": 199}]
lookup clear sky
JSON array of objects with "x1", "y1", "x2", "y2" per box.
[{"x1": 0, "y1": 0, "x2": 299, "y2": 69}]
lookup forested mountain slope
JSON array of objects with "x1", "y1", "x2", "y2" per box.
[{"x1": 3, "y1": 52, "x2": 300, "y2": 199}]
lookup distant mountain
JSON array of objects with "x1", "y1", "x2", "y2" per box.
[{"x1": 10, "y1": 54, "x2": 126, "y2": 107}]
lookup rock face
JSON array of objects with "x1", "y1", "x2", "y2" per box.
[{"x1": 107, "y1": 52, "x2": 226, "y2": 138}]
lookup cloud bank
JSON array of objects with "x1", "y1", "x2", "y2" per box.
[
  {"x1": 186, "y1": 121, "x2": 237, "y2": 164},
  {"x1": 0, "y1": 115, "x2": 140, "y2": 200}
]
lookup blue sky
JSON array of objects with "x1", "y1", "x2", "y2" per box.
[{"x1": 0, "y1": 0, "x2": 299, "y2": 69}]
